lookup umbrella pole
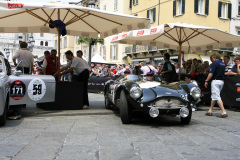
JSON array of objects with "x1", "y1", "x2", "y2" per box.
[
  {"x1": 178, "y1": 43, "x2": 182, "y2": 81},
  {"x1": 57, "y1": 27, "x2": 61, "y2": 81}
]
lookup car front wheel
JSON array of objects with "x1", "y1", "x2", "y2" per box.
[
  {"x1": 105, "y1": 89, "x2": 112, "y2": 109},
  {"x1": 180, "y1": 109, "x2": 192, "y2": 125},
  {"x1": 120, "y1": 90, "x2": 132, "y2": 124}
]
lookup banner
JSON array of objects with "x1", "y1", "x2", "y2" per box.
[
  {"x1": 88, "y1": 76, "x2": 119, "y2": 93},
  {"x1": 221, "y1": 76, "x2": 240, "y2": 106}
]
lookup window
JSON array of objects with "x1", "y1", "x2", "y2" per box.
[
  {"x1": 40, "y1": 41, "x2": 43, "y2": 46},
  {"x1": 114, "y1": 0, "x2": 118, "y2": 10},
  {"x1": 194, "y1": 0, "x2": 209, "y2": 15},
  {"x1": 237, "y1": 30, "x2": 240, "y2": 51},
  {"x1": 64, "y1": 37, "x2": 67, "y2": 48},
  {"x1": 173, "y1": 0, "x2": 185, "y2": 16},
  {"x1": 55, "y1": 40, "x2": 57, "y2": 49},
  {"x1": 40, "y1": 33, "x2": 44, "y2": 37},
  {"x1": 75, "y1": 36, "x2": 79, "y2": 44},
  {"x1": 133, "y1": 0, "x2": 138, "y2": 5},
  {"x1": 103, "y1": 5, "x2": 106, "y2": 10},
  {"x1": 101, "y1": 45, "x2": 105, "y2": 59},
  {"x1": 147, "y1": 8, "x2": 156, "y2": 23},
  {"x1": 45, "y1": 41, "x2": 48, "y2": 46},
  {"x1": 60, "y1": 39, "x2": 62, "y2": 49},
  {"x1": 218, "y1": 1, "x2": 232, "y2": 19},
  {"x1": 129, "y1": 0, "x2": 132, "y2": 9},
  {"x1": 112, "y1": 45, "x2": 116, "y2": 60},
  {"x1": 177, "y1": 0, "x2": 182, "y2": 15}
]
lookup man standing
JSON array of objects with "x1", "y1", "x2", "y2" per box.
[
  {"x1": 60, "y1": 50, "x2": 90, "y2": 109},
  {"x1": 160, "y1": 53, "x2": 174, "y2": 83},
  {"x1": 42, "y1": 49, "x2": 59, "y2": 78},
  {"x1": 12, "y1": 41, "x2": 34, "y2": 74},
  {"x1": 223, "y1": 55, "x2": 233, "y2": 73},
  {"x1": 204, "y1": 53, "x2": 227, "y2": 118},
  {"x1": 189, "y1": 58, "x2": 202, "y2": 79},
  {"x1": 9, "y1": 42, "x2": 34, "y2": 120}
]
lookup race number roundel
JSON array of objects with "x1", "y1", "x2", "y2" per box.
[
  {"x1": 10, "y1": 80, "x2": 26, "y2": 100},
  {"x1": 28, "y1": 78, "x2": 46, "y2": 101}
]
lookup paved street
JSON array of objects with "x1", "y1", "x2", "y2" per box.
[{"x1": 1, "y1": 93, "x2": 240, "y2": 160}]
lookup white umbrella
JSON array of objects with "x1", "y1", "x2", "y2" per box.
[
  {"x1": 0, "y1": 1, "x2": 150, "y2": 79},
  {"x1": 91, "y1": 52, "x2": 107, "y2": 63},
  {"x1": 111, "y1": 22, "x2": 240, "y2": 79}
]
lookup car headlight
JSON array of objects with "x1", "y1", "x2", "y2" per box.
[
  {"x1": 190, "y1": 87, "x2": 201, "y2": 99},
  {"x1": 191, "y1": 80, "x2": 199, "y2": 87},
  {"x1": 130, "y1": 86, "x2": 142, "y2": 99}
]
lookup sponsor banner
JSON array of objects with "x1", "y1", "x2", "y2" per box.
[
  {"x1": 88, "y1": 76, "x2": 119, "y2": 92},
  {"x1": 221, "y1": 76, "x2": 240, "y2": 106}
]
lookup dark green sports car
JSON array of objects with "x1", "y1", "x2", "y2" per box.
[{"x1": 104, "y1": 75, "x2": 201, "y2": 124}]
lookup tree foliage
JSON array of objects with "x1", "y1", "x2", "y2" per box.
[{"x1": 78, "y1": 37, "x2": 104, "y2": 45}]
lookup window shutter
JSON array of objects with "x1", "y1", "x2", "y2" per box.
[
  {"x1": 205, "y1": 0, "x2": 209, "y2": 15},
  {"x1": 194, "y1": 0, "x2": 198, "y2": 13},
  {"x1": 116, "y1": 44, "x2": 118, "y2": 60},
  {"x1": 173, "y1": 0, "x2": 176, "y2": 16},
  {"x1": 182, "y1": 0, "x2": 185, "y2": 14},
  {"x1": 228, "y1": 3, "x2": 232, "y2": 20},
  {"x1": 110, "y1": 45, "x2": 112, "y2": 60},
  {"x1": 129, "y1": 0, "x2": 132, "y2": 9},
  {"x1": 147, "y1": 10, "x2": 149, "y2": 18},
  {"x1": 218, "y1": 1, "x2": 222, "y2": 18},
  {"x1": 136, "y1": 0, "x2": 138, "y2": 4},
  {"x1": 153, "y1": 8, "x2": 156, "y2": 22},
  {"x1": 133, "y1": 0, "x2": 135, "y2": 5}
]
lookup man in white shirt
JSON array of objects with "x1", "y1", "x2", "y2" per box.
[{"x1": 60, "y1": 50, "x2": 90, "y2": 109}]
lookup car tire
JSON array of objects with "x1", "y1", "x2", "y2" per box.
[
  {"x1": 180, "y1": 109, "x2": 192, "y2": 125},
  {"x1": 105, "y1": 89, "x2": 112, "y2": 109},
  {"x1": 120, "y1": 90, "x2": 132, "y2": 124},
  {"x1": 0, "y1": 98, "x2": 9, "y2": 127}
]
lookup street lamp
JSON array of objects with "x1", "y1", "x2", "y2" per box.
[
  {"x1": 28, "y1": 34, "x2": 35, "y2": 52},
  {"x1": 88, "y1": 1, "x2": 95, "y2": 8}
]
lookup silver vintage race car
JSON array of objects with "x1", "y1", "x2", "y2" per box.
[{"x1": 0, "y1": 56, "x2": 56, "y2": 126}]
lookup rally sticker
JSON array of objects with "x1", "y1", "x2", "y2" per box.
[
  {"x1": 10, "y1": 80, "x2": 26, "y2": 100},
  {"x1": 28, "y1": 78, "x2": 46, "y2": 101}
]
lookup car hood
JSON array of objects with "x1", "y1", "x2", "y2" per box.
[{"x1": 138, "y1": 82, "x2": 188, "y2": 103}]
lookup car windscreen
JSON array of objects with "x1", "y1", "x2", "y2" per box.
[{"x1": 126, "y1": 75, "x2": 140, "y2": 81}]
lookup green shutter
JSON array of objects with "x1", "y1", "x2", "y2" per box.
[
  {"x1": 228, "y1": 3, "x2": 232, "y2": 20},
  {"x1": 194, "y1": 0, "x2": 198, "y2": 13},
  {"x1": 129, "y1": 0, "x2": 132, "y2": 9},
  {"x1": 153, "y1": 8, "x2": 156, "y2": 22},
  {"x1": 147, "y1": 10, "x2": 149, "y2": 18},
  {"x1": 173, "y1": 0, "x2": 176, "y2": 16},
  {"x1": 205, "y1": 0, "x2": 209, "y2": 15},
  {"x1": 218, "y1": 1, "x2": 222, "y2": 18},
  {"x1": 133, "y1": 0, "x2": 135, "y2": 5},
  {"x1": 182, "y1": 0, "x2": 185, "y2": 14}
]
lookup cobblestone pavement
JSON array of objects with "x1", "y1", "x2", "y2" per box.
[{"x1": 1, "y1": 93, "x2": 240, "y2": 160}]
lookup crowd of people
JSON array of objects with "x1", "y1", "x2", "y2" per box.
[{"x1": 7, "y1": 41, "x2": 240, "y2": 120}]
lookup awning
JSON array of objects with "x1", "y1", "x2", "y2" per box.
[
  {"x1": 132, "y1": 58, "x2": 150, "y2": 62},
  {"x1": 200, "y1": 55, "x2": 211, "y2": 63}
]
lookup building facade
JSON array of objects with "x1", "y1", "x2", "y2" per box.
[{"x1": 125, "y1": 0, "x2": 233, "y2": 65}]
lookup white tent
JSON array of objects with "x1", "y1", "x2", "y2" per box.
[{"x1": 91, "y1": 52, "x2": 107, "y2": 63}]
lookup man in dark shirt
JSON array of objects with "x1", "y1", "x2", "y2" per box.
[
  {"x1": 160, "y1": 53, "x2": 174, "y2": 83},
  {"x1": 204, "y1": 53, "x2": 227, "y2": 118},
  {"x1": 225, "y1": 56, "x2": 240, "y2": 75}
]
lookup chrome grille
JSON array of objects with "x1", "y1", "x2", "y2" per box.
[{"x1": 149, "y1": 98, "x2": 186, "y2": 109}]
